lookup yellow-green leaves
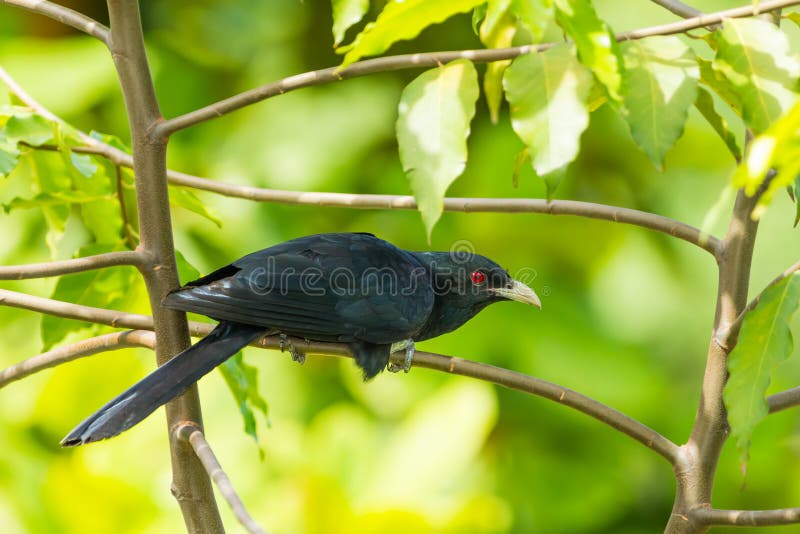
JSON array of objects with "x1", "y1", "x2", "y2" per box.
[
  {"x1": 220, "y1": 352, "x2": 270, "y2": 448},
  {"x1": 332, "y1": 0, "x2": 370, "y2": 47},
  {"x1": 553, "y1": 0, "x2": 621, "y2": 102},
  {"x1": 724, "y1": 273, "x2": 800, "y2": 464},
  {"x1": 397, "y1": 59, "x2": 479, "y2": 239},
  {"x1": 339, "y1": 0, "x2": 484, "y2": 66},
  {"x1": 504, "y1": 45, "x2": 592, "y2": 189},
  {"x1": 620, "y1": 36, "x2": 699, "y2": 169},
  {"x1": 712, "y1": 18, "x2": 800, "y2": 134},
  {"x1": 479, "y1": 0, "x2": 517, "y2": 124}
]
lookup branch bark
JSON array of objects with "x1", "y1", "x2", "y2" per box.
[
  {"x1": 176, "y1": 424, "x2": 269, "y2": 534},
  {"x1": 649, "y1": 0, "x2": 704, "y2": 19},
  {"x1": 0, "y1": 251, "x2": 146, "y2": 280},
  {"x1": 666, "y1": 190, "x2": 760, "y2": 534},
  {"x1": 0, "y1": 287, "x2": 679, "y2": 463},
  {"x1": 153, "y1": 0, "x2": 800, "y2": 137},
  {"x1": 0, "y1": 330, "x2": 155, "y2": 388},
  {"x1": 105, "y1": 1, "x2": 223, "y2": 531},
  {"x1": 0, "y1": 0, "x2": 109, "y2": 44},
  {"x1": 691, "y1": 506, "x2": 800, "y2": 527},
  {"x1": 767, "y1": 386, "x2": 800, "y2": 414}
]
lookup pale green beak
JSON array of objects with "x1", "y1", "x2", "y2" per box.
[{"x1": 492, "y1": 279, "x2": 542, "y2": 309}]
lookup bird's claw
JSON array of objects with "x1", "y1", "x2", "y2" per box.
[
  {"x1": 279, "y1": 334, "x2": 306, "y2": 365},
  {"x1": 387, "y1": 340, "x2": 415, "y2": 374}
]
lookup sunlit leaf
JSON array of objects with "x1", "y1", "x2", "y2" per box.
[
  {"x1": 220, "y1": 352, "x2": 269, "y2": 447},
  {"x1": 697, "y1": 58, "x2": 742, "y2": 116},
  {"x1": 69, "y1": 151, "x2": 98, "y2": 178},
  {"x1": 480, "y1": 0, "x2": 517, "y2": 123},
  {"x1": 504, "y1": 45, "x2": 592, "y2": 181},
  {"x1": 694, "y1": 86, "x2": 742, "y2": 162},
  {"x1": 553, "y1": 0, "x2": 621, "y2": 102},
  {"x1": 724, "y1": 273, "x2": 800, "y2": 463},
  {"x1": 332, "y1": 0, "x2": 370, "y2": 46},
  {"x1": 396, "y1": 59, "x2": 479, "y2": 239},
  {"x1": 712, "y1": 18, "x2": 800, "y2": 134},
  {"x1": 339, "y1": 0, "x2": 484, "y2": 66},
  {"x1": 4, "y1": 112, "x2": 55, "y2": 146},
  {"x1": 620, "y1": 36, "x2": 699, "y2": 169},
  {"x1": 511, "y1": 0, "x2": 552, "y2": 42},
  {"x1": 168, "y1": 186, "x2": 222, "y2": 227},
  {"x1": 0, "y1": 138, "x2": 19, "y2": 177}
]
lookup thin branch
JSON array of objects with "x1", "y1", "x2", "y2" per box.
[
  {"x1": 166, "y1": 173, "x2": 722, "y2": 256},
  {"x1": 716, "y1": 259, "x2": 800, "y2": 349},
  {"x1": 176, "y1": 424, "x2": 269, "y2": 534},
  {"x1": 691, "y1": 506, "x2": 800, "y2": 527},
  {"x1": 396, "y1": 351, "x2": 682, "y2": 464},
  {"x1": 649, "y1": 0, "x2": 704, "y2": 19},
  {"x1": 0, "y1": 251, "x2": 147, "y2": 280},
  {"x1": 0, "y1": 330, "x2": 155, "y2": 388},
  {"x1": 0, "y1": 65, "x2": 723, "y2": 257},
  {"x1": 0, "y1": 0, "x2": 109, "y2": 44},
  {"x1": 768, "y1": 386, "x2": 800, "y2": 414},
  {"x1": 154, "y1": 0, "x2": 800, "y2": 137},
  {"x1": 0, "y1": 287, "x2": 681, "y2": 465}
]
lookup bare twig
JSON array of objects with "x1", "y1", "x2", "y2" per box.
[
  {"x1": 768, "y1": 386, "x2": 800, "y2": 413},
  {"x1": 0, "y1": 251, "x2": 146, "y2": 280},
  {"x1": 0, "y1": 287, "x2": 680, "y2": 464},
  {"x1": 691, "y1": 506, "x2": 800, "y2": 527},
  {"x1": 176, "y1": 424, "x2": 269, "y2": 534},
  {"x1": 649, "y1": 0, "x2": 704, "y2": 19},
  {"x1": 398, "y1": 351, "x2": 682, "y2": 464},
  {"x1": 717, "y1": 259, "x2": 800, "y2": 349},
  {"x1": 0, "y1": 330, "x2": 155, "y2": 388},
  {"x1": 0, "y1": 0, "x2": 109, "y2": 44},
  {"x1": 154, "y1": 0, "x2": 800, "y2": 137}
]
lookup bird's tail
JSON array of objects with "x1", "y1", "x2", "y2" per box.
[{"x1": 61, "y1": 321, "x2": 265, "y2": 446}]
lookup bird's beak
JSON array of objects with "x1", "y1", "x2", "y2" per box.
[{"x1": 492, "y1": 279, "x2": 542, "y2": 309}]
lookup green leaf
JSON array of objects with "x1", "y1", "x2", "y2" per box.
[
  {"x1": 504, "y1": 44, "x2": 592, "y2": 180},
  {"x1": 0, "y1": 139, "x2": 20, "y2": 177},
  {"x1": 511, "y1": 0, "x2": 552, "y2": 43},
  {"x1": 795, "y1": 174, "x2": 800, "y2": 227},
  {"x1": 783, "y1": 12, "x2": 800, "y2": 29},
  {"x1": 332, "y1": 0, "x2": 370, "y2": 46},
  {"x1": 712, "y1": 18, "x2": 800, "y2": 134},
  {"x1": 620, "y1": 36, "x2": 699, "y2": 169},
  {"x1": 175, "y1": 249, "x2": 201, "y2": 283},
  {"x1": 724, "y1": 272, "x2": 800, "y2": 463},
  {"x1": 553, "y1": 0, "x2": 622, "y2": 102},
  {"x1": 69, "y1": 151, "x2": 98, "y2": 178},
  {"x1": 480, "y1": 0, "x2": 517, "y2": 123},
  {"x1": 219, "y1": 352, "x2": 269, "y2": 447},
  {"x1": 4, "y1": 112, "x2": 55, "y2": 146},
  {"x1": 397, "y1": 59, "x2": 479, "y2": 239},
  {"x1": 694, "y1": 86, "x2": 742, "y2": 162},
  {"x1": 698, "y1": 58, "x2": 742, "y2": 116},
  {"x1": 168, "y1": 186, "x2": 222, "y2": 227},
  {"x1": 512, "y1": 147, "x2": 529, "y2": 188},
  {"x1": 339, "y1": 0, "x2": 485, "y2": 66}
]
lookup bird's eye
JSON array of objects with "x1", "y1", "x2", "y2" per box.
[{"x1": 470, "y1": 271, "x2": 486, "y2": 284}]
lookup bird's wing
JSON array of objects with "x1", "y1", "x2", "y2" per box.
[{"x1": 163, "y1": 233, "x2": 435, "y2": 344}]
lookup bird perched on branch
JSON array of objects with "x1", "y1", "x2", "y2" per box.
[{"x1": 62, "y1": 232, "x2": 540, "y2": 446}]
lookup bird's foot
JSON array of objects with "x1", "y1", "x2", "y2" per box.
[
  {"x1": 279, "y1": 334, "x2": 306, "y2": 365},
  {"x1": 387, "y1": 339, "x2": 415, "y2": 374}
]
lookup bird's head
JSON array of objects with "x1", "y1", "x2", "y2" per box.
[{"x1": 411, "y1": 250, "x2": 541, "y2": 340}]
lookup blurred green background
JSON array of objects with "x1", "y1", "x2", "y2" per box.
[{"x1": 1, "y1": 1, "x2": 800, "y2": 532}]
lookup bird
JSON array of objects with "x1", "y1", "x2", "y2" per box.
[{"x1": 62, "y1": 232, "x2": 541, "y2": 446}]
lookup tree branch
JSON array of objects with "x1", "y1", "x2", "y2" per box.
[
  {"x1": 767, "y1": 386, "x2": 800, "y2": 414},
  {"x1": 716, "y1": 259, "x2": 800, "y2": 350},
  {"x1": 0, "y1": 66, "x2": 723, "y2": 257},
  {"x1": 0, "y1": 330, "x2": 154, "y2": 388},
  {"x1": 105, "y1": 0, "x2": 223, "y2": 530},
  {"x1": 0, "y1": 287, "x2": 680, "y2": 465},
  {"x1": 691, "y1": 506, "x2": 800, "y2": 527},
  {"x1": 0, "y1": 0, "x2": 110, "y2": 44},
  {"x1": 176, "y1": 424, "x2": 269, "y2": 534},
  {"x1": 154, "y1": 0, "x2": 800, "y2": 137},
  {"x1": 0, "y1": 251, "x2": 146, "y2": 280},
  {"x1": 649, "y1": 0, "x2": 704, "y2": 19}
]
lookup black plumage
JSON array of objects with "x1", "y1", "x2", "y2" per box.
[{"x1": 62, "y1": 232, "x2": 540, "y2": 446}]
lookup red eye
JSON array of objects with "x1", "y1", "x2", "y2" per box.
[{"x1": 470, "y1": 271, "x2": 485, "y2": 284}]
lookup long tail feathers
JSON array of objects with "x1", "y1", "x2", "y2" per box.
[{"x1": 61, "y1": 321, "x2": 265, "y2": 446}]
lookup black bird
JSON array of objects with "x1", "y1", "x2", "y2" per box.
[{"x1": 62, "y1": 233, "x2": 540, "y2": 446}]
